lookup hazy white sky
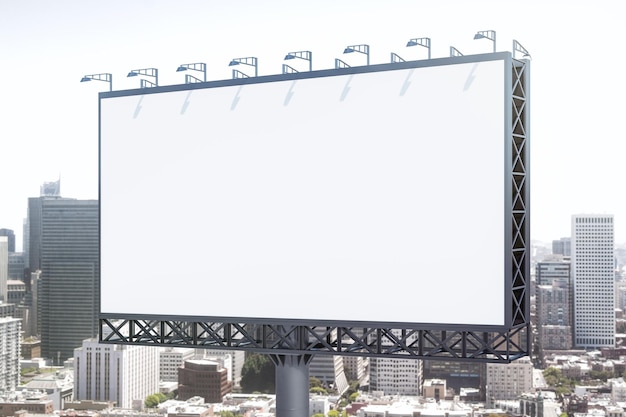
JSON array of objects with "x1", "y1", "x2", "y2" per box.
[{"x1": 1, "y1": 0, "x2": 624, "y2": 251}]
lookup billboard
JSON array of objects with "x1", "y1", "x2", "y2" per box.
[{"x1": 100, "y1": 52, "x2": 517, "y2": 329}]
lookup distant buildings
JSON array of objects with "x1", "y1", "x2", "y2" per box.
[
  {"x1": 74, "y1": 338, "x2": 160, "y2": 409},
  {"x1": 572, "y1": 214, "x2": 615, "y2": 348}
]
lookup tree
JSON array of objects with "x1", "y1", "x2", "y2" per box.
[
  {"x1": 328, "y1": 410, "x2": 340, "y2": 417},
  {"x1": 310, "y1": 386, "x2": 328, "y2": 395},
  {"x1": 543, "y1": 367, "x2": 574, "y2": 395},
  {"x1": 240, "y1": 353, "x2": 275, "y2": 393},
  {"x1": 145, "y1": 393, "x2": 167, "y2": 408}
]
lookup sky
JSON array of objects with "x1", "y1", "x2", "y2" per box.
[{"x1": 0, "y1": 0, "x2": 625, "y2": 252}]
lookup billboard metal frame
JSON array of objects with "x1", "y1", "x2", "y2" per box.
[{"x1": 99, "y1": 52, "x2": 530, "y2": 363}]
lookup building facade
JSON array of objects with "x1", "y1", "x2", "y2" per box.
[
  {"x1": 572, "y1": 214, "x2": 615, "y2": 348},
  {"x1": 74, "y1": 338, "x2": 160, "y2": 409}
]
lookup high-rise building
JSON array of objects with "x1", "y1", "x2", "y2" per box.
[
  {"x1": 536, "y1": 258, "x2": 573, "y2": 352},
  {"x1": 0, "y1": 317, "x2": 21, "y2": 391},
  {"x1": 0, "y1": 236, "x2": 7, "y2": 302},
  {"x1": 572, "y1": 214, "x2": 615, "y2": 349},
  {"x1": 74, "y1": 338, "x2": 160, "y2": 409},
  {"x1": 27, "y1": 197, "x2": 99, "y2": 363}
]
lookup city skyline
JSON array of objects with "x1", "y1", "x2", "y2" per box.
[{"x1": 1, "y1": 0, "x2": 625, "y2": 250}]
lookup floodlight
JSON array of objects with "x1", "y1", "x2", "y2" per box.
[
  {"x1": 228, "y1": 57, "x2": 258, "y2": 77},
  {"x1": 283, "y1": 50, "x2": 312, "y2": 71},
  {"x1": 406, "y1": 37, "x2": 431, "y2": 59},
  {"x1": 343, "y1": 44, "x2": 369, "y2": 66},
  {"x1": 474, "y1": 30, "x2": 496, "y2": 53},
  {"x1": 127, "y1": 68, "x2": 158, "y2": 88},
  {"x1": 176, "y1": 62, "x2": 207, "y2": 83},
  {"x1": 80, "y1": 73, "x2": 113, "y2": 91}
]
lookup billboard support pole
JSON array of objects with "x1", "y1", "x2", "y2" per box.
[
  {"x1": 269, "y1": 325, "x2": 313, "y2": 417},
  {"x1": 271, "y1": 353, "x2": 313, "y2": 417}
]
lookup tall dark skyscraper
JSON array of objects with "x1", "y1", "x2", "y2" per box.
[{"x1": 27, "y1": 196, "x2": 99, "y2": 364}]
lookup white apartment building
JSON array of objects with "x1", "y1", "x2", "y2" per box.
[
  {"x1": 74, "y1": 338, "x2": 160, "y2": 408},
  {"x1": 160, "y1": 347, "x2": 196, "y2": 382},
  {"x1": 0, "y1": 317, "x2": 21, "y2": 391},
  {"x1": 572, "y1": 214, "x2": 615, "y2": 348},
  {"x1": 485, "y1": 356, "x2": 533, "y2": 403},
  {"x1": 369, "y1": 357, "x2": 423, "y2": 396}
]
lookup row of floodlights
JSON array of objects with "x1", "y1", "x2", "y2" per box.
[{"x1": 80, "y1": 31, "x2": 530, "y2": 91}]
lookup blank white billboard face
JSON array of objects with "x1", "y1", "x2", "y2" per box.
[{"x1": 100, "y1": 57, "x2": 507, "y2": 327}]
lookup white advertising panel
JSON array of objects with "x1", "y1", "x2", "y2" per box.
[{"x1": 100, "y1": 57, "x2": 507, "y2": 327}]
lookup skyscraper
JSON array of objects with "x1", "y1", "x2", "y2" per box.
[
  {"x1": 0, "y1": 237, "x2": 7, "y2": 302},
  {"x1": 572, "y1": 214, "x2": 615, "y2": 348},
  {"x1": 28, "y1": 197, "x2": 99, "y2": 363}
]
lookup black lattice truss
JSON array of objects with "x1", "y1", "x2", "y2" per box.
[
  {"x1": 101, "y1": 319, "x2": 529, "y2": 362},
  {"x1": 511, "y1": 57, "x2": 530, "y2": 330},
  {"x1": 100, "y1": 57, "x2": 530, "y2": 364}
]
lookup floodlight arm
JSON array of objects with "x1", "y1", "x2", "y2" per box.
[
  {"x1": 512, "y1": 40, "x2": 531, "y2": 60},
  {"x1": 390, "y1": 53, "x2": 405, "y2": 63},
  {"x1": 335, "y1": 58, "x2": 350, "y2": 69},
  {"x1": 177, "y1": 62, "x2": 207, "y2": 82},
  {"x1": 282, "y1": 64, "x2": 298, "y2": 74},
  {"x1": 343, "y1": 44, "x2": 370, "y2": 66},
  {"x1": 474, "y1": 30, "x2": 496, "y2": 53},
  {"x1": 185, "y1": 74, "x2": 204, "y2": 84},
  {"x1": 284, "y1": 50, "x2": 312, "y2": 71},
  {"x1": 140, "y1": 79, "x2": 157, "y2": 88},
  {"x1": 450, "y1": 46, "x2": 463, "y2": 57},
  {"x1": 228, "y1": 57, "x2": 258, "y2": 77},
  {"x1": 127, "y1": 68, "x2": 159, "y2": 87},
  {"x1": 232, "y1": 69, "x2": 250, "y2": 79},
  {"x1": 406, "y1": 37, "x2": 431, "y2": 59},
  {"x1": 80, "y1": 73, "x2": 113, "y2": 91}
]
